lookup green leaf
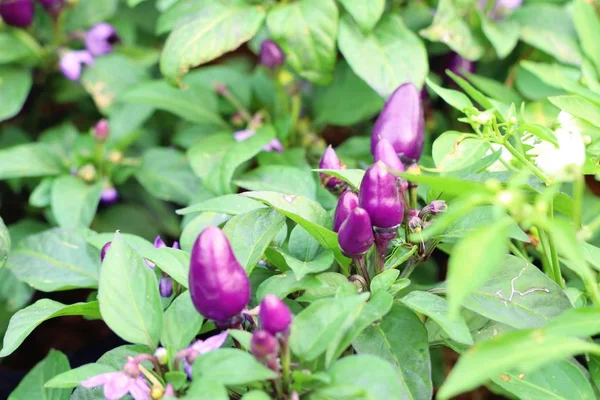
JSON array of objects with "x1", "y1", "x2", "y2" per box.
[
  {"x1": 228, "y1": 329, "x2": 252, "y2": 351},
  {"x1": 123, "y1": 80, "x2": 224, "y2": 126},
  {"x1": 463, "y1": 72, "x2": 523, "y2": 105},
  {"x1": 573, "y1": 0, "x2": 600, "y2": 73},
  {"x1": 235, "y1": 165, "x2": 317, "y2": 200},
  {"x1": 447, "y1": 218, "x2": 512, "y2": 316},
  {"x1": 8, "y1": 350, "x2": 70, "y2": 400},
  {"x1": 544, "y1": 307, "x2": 600, "y2": 338},
  {"x1": 420, "y1": 0, "x2": 485, "y2": 61},
  {"x1": 29, "y1": 178, "x2": 54, "y2": 208},
  {"x1": 352, "y1": 303, "x2": 432, "y2": 399},
  {"x1": 160, "y1": 2, "x2": 265, "y2": 83},
  {"x1": 0, "y1": 32, "x2": 39, "y2": 64},
  {"x1": 81, "y1": 54, "x2": 149, "y2": 115},
  {"x1": 370, "y1": 269, "x2": 399, "y2": 294},
  {"x1": 186, "y1": 377, "x2": 228, "y2": 400},
  {"x1": 480, "y1": 16, "x2": 520, "y2": 59},
  {"x1": 432, "y1": 132, "x2": 489, "y2": 173},
  {"x1": 267, "y1": 0, "x2": 338, "y2": 84},
  {"x1": 242, "y1": 191, "x2": 350, "y2": 271},
  {"x1": 313, "y1": 61, "x2": 384, "y2": 126},
  {"x1": 339, "y1": 14, "x2": 428, "y2": 97},
  {"x1": 87, "y1": 232, "x2": 154, "y2": 253},
  {"x1": 313, "y1": 169, "x2": 364, "y2": 190},
  {"x1": 0, "y1": 67, "x2": 32, "y2": 122},
  {"x1": 548, "y1": 95, "x2": 600, "y2": 127},
  {"x1": 0, "y1": 217, "x2": 10, "y2": 269},
  {"x1": 98, "y1": 232, "x2": 163, "y2": 349},
  {"x1": 437, "y1": 329, "x2": 600, "y2": 399},
  {"x1": 241, "y1": 391, "x2": 272, "y2": 400},
  {"x1": 512, "y1": 4, "x2": 581, "y2": 66},
  {"x1": 192, "y1": 348, "x2": 278, "y2": 385},
  {"x1": 327, "y1": 291, "x2": 393, "y2": 364},
  {"x1": 45, "y1": 363, "x2": 116, "y2": 388},
  {"x1": 257, "y1": 271, "x2": 323, "y2": 301},
  {"x1": 66, "y1": 0, "x2": 118, "y2": 30},
  {"x1": 0, "y1": 299, "x2": 100, "y2": 357},
  {"x1": 338, "y1": 0, "x2": 383, "y2": 33},
  {"x1": 493, "y1": 360, "x2": 596, "y2": 400},
  {"x1": 205, "y1": 126, "x2": 276, "y2": 195},
  {"x1": 135, "y1": 147, "x2": 200, "y2": 205},
  {"x1": 322, "y1": 354, "x2": 407, "y2": 399},
  {"x1": 460, "y1": 256, "x2": 571, "y2": 329},
  {"x1": 161, "y1": 291, "x2": 204, "y2": 353},
  {"x1": 425, "y1": 78, "x2": 473, "y2": 111},
  {"x1": 290, "y1": 294, "x2": 368, "y2": 361},
  {"x1": 156, "y1": 0, "x2": 204, "y2": 34},
  {"x1": 394, "y1": 172, "x2": 489, "y2": 197},
  {"x1": 400, "y1": 291, "x2": 473, "y2": 345},
  {"x1": 177, "y1": 195, "x2": 265, "y2": 216},
  {"x1": 141, "y1": 247, "x2": 190, "y2": 289},
  {"x1": 180, "y1": 212, "x2": 231, "y2": 252},
  {"x1": 165, "y1": 371, "x2": 188, "y2": 390},
  {"x1": 6, "y1": 228, "x2": 100, "y2": 292},
  {"x1": 51, "y1": 176, "x2": 102, "y2": 229},
  {"x1": 0, "y1": 143, "x2": 63, "y2": 180},
  {"x1": 279, "y1": 249, "x2": 334, "y2": 281},
  {"x1": 223, "y1": 208, "x2": 286, "y2": 274}
]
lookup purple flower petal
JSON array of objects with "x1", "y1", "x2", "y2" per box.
[
  {"x1": 172, "y1": 241, "x2": 180, "y2": 250},
  {"x1": 154, "y1": 236, "x2": 166, "y2": 249},
  {"x1": 85, "y1": 22, "x2": 119, "y2": 56},
  {"x1": 233, "y1": 129, "x2": 256, "y2": 142},
  {"x1": 81, "y1": 371, "x2": 120, "y2": 388},
  {"x1": 263, "y1": 138, "x2": 283, "y2": 153},
  {"x1": 59, "y1": 50, "x2": 94, "y2": 81},
  {"x1": 128, "y1": 377, "x2": 151, "y2": 400},
  {"x1": 191, "y1": 331, "x2": 228, "y2": 354},
  {"x1": 102, "y1": 373, "x2": 131, "y2": 400}
]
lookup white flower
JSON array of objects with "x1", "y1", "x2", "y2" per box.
[
  {"x1": 472, "y1": 112, "x2": 493, "y2": 125},
  {"x1": 557, "y1": 111, "x2": 579, "y2": 133},
  {"x1": 527, "y1": 127, "x2": 585, "y2": 182},
  {"x1": 486, "y1": 143, "x2": 513, "y2": 172}
]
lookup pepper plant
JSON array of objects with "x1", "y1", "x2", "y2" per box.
[{"x1": 1, "y1": 0, "x2": 600, "y2": 399}]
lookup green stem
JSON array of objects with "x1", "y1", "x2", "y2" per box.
[
  {"x1": 353, "y1": 254, "x2": 370, "y2": 285},
  {"x1": 508, "y1": 240, "x2": 528, "y2": 260},
  {"x1": 399, "y1": 258, "x2": 418, "y2": 279},
  {"x1": 539, "y1": 229, "x2": 564, "y2": 288},
  {"x1": 584, "y1": 214, "x2": 600, "y2": 236},
  {"x1": 220, "y1": 87, "x2": 252, "y2": 122},
  {"x1": 503, "y1": 141, "x2": 551, "y2": 186},
  {"x1": 280, "y1": 338, "x2": 291, "y2": 395},
  {"x1": 572, "y1": 174, "x2": 585, "y2": 228},
  {"x1": 409, "y1": 184, "x2": 418, "y2": 209}
]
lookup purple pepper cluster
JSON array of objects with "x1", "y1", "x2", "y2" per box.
[
  {"x1": 321, "y1": 82, "x2": 427, "y2": 279},
  {"x1": 251, "y1": 295, "x2": 293, "y2": 371}
]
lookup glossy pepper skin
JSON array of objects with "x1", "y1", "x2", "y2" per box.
[
  {"x1": 0, "y1": 0, "x2": 34, "y2": 27},
  {"x1": 251, "y1": 330, "x2": 279, "y2": 359},
  {"x1": 189, "y1": 226, "x2": 250, "y2": 322},
  {"x1": 333, "y1": 191, "x2": 359, "y2": 232},
  {"x1": 373, "y1": 138, "x2": 405, "y2": 172},
  {"x1": 371, "y1": 83, "x2": 424, "y2": 164},
  {"x1": 259, "y1": 295, "x2": 292, "y2": 335},
  {"x1": 319, "y1": 145, "x2": 345, "y2": 191},
  {"x1": 338, "y1": 207, "x2": 375, "y2": 257},
  {"x1": 359, "y1": 162, "x2": 403, "y2": 229},
  {"x1": 260, "y1": 40, "x2": 285, "y2": 69}
]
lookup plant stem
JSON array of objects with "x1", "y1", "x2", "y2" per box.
[
  {"x1": 280, "y1": 337, "x2": 291, "y2": 395},
  {"x1": 220, "y1": 87, "x2": 252, "y2": 122},
  {"x1": 539, "y1": 229, "x2": 564, "y2": 288},
  {"x1": 503, "y1": 141, "x2": 551, "y2": 186},
  {"x1": 572, "y1": 174, "x2": 585, "y2": 228},
  {"x1": 353, "y1": 254, "x2": 370, "y2": 285},
  {"x1": 374, "y1": 228, "x2": 397, "y2": 275},
  {"x1": 399, "y1": 258, "x2": 418, "y2": 279},
  {"x1": 409, "y1": 184, "x2": 418, "y2": 209}
]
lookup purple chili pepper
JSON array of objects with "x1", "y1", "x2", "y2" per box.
[
  {"x1": 333, "y1": 191, "x2": 359, "y2": 233},
  {"x1": 358, "y1": 162, "x2": 403, "y2": 229},
  {"x1": 189, "y1": 226, "x2": 250, "y2": 322},
  {"x1": 0, "y1": 0, "x2": 33, "y2": 27},
  {"x1": 373, "y1": 138, "x2": 405, "y2": 172},
  {"x1": 319, "y1": 145, "x2": 346, "y2": 192},
  {"x1": 259, "y1": 294, "x2": 292, "y2": 335},
  {"x1": 371, "y1": 83, "x2": 425, "y2": 165},
  {"x1": 260, "y1": 40, "x2": 285, "y2": 69},
  {"x1": 337, "y1": 207, "x2": 375, "y2": 257}
]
